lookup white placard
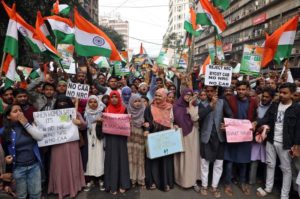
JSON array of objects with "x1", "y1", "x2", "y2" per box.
[
  {"x1": 33, "y1": 108, "x2": 79, "y2": 147},
  {"x1": 204, "y1": 65, "x2": 232, "y2": 87},
  {"x1": 66, "y1": 81, "x2": 90, "y2": 99}
]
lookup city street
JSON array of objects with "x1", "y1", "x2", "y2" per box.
[{"x1": 46, "y1": 183, "x2": 286, "y2": 199}]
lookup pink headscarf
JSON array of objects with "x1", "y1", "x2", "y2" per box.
[{"x1": 151, "y1": 88, "x2": 173, "y2": 128}]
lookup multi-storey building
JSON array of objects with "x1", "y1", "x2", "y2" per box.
[
  {"x1": 166, "y1": 0, "x2": 190, "y2": 38},
  {"x1": 99, "y1": 16, "x2": 129, "y2": 48},
  {"x1": 78, "y1": 0, "x2": 99, "y2": 24},
  {"x1": 194, "y1": 0, "x2": 300, "y2": 69}
]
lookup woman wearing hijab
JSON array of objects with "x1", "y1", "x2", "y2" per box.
[
  {"x1": 83, "y1": 95, "x2": 106, "y2": 191},
  {"x1": 144, "y1": 88, "x2": 174, "y2": 192},
  {"x1": 103, "y1": 91, "x2": 130, "y2": 195},
  {"x1": 173, "y1": 89, "x2": 201, "y2": 189},
  {"x1": 121, "y1": 86, "x2": 132, "y2": 107},
  {"x1": 47, "y1": 96, "x2": 87, "y2": 199},
  {"x1": 127, "y1": 94, "x2": 146, "y2": 188}
]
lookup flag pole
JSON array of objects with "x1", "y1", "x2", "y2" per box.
[{"x1": 0, "y1": 52, "x2": 6, "y2": 76}]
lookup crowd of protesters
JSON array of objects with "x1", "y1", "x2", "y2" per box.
[{"x1": 0, "y1": 60, "x2": 300, "y2": 199}]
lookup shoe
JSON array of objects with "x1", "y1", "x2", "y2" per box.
[
  {"x1": 224, "y1": 185, "x2": 233, "y2": 196},
  {"x1": 240, "y1": 183, "x2": 251, "y2": 195},
  {"x1": 210, "y1": 187, "x2": 221, "y2": 198},
  {"x1": 99, "y1": 180, "x2": 105, "y2": 191},
  {"x1": 84, "y1": 181, "x2": 94, "y2": 192},
  {"x1": 193, "y1": 184, "x2": 200, "y2": 193},
  {"x1": 200, "y1": 187, "x2": 208, "y2": 196}
]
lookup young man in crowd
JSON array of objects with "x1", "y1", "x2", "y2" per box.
[
  {"x1": 198, "y1": 86, "x2": 233, "y2": 198},
  {"x1": 224, "y1": 81, "x2": 258, "y2": 196},
  {"x1": 257, "y1": 83, "x2": 300, "y2": 199}
]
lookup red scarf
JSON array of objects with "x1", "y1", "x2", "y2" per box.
[{"x1": 105, "y1": 91, "x2": 126, "y2": 114}]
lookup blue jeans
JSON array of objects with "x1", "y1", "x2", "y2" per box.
[
  {"x1": 224, "y1": 161, "x2": 247, "y2": 185},
  {"x1": 13, "y1": 162, "x2": 41, "y2": 199}
]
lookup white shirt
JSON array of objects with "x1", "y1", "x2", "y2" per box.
[{"x1": 274, "y1": 102, "x2": 292, "y2": 143}]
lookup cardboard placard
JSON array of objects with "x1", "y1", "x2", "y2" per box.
[
  {"x1": 224, "y1": 118, "x2": 253, "y2": 143},
  {"x1": 102, "y1": 113, "x2": 131, "y2": 136},
  {"x1": 204, "y1": 65, "x2": 232, "y2": 87},
  {"x1": 66, "y1": 81, "x2": 90, "y2": 99}
]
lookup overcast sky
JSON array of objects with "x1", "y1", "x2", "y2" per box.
[{"x1": 98, "y1": 0, "x2": 169, "y2": 56}]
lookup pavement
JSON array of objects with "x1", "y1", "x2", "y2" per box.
[{"x1": 45, "y1": 182, "x2": 290, "y2": 199}]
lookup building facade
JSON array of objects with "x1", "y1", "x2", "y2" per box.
[
  {"x1": 166, "y1": 0, "x2": 190, "y2": 38},
  {"x1": 78, "y1": 0, "x2": 99, "y2": 24},
  {"x1": 99, "y1": 16, "x2": 129, "y2": 48},
  {"x1": 194, "y1": 0, "x2": 300, "y2": 68}
]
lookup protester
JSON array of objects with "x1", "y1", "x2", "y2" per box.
[
  {"x1": 144, "y1": 88, "x2": 174, "y2": 191},
  {"x1": 256, "y1": 83, "x2": 300, "y2": 199},
  {"x1": 47, "y1": 96, "x2": 86, "y2": 199},
  {"x1": 121, "y1": 86, "x2": 132, "y2": 107},
  {"x1": 83, "y1": 95, "x2": 105, "y2": 192},
  {"x1": 1, "y1": 104, "x2": 43, "y2": 199},
  {"x1": 127, "y1": 94, "x2": 146, "y2": 188},
  {"x1": 166, "y1": 91, "x2": 176, "y2": 105},
  {"x1": 198, "y1": 86, "x2": 233, "y2": 198},
  {"x1": 103, "y1": 91, "x2": 130, "y2": 195},
  {"x1": 224, "y1": 81, "x2": 258, "y2": 196},
  {"x1": 173, "y1": 89, "x2": 201, "y2": 190}
]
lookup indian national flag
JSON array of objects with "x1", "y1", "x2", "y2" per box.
[
  {"x1": 262, "y1": 15, "x2": 299, "y2": 67},
  {"x1": 199, "y1": 55, "x2": 211, "y2": 76},
  {"x1": 184, "y1": 7, "x2": 203, "y2": 37},
  {"x1": 3, "y1": 54, "x2": 16, "y2": 88},
  {"x1": 198, "y1": 0, "x2": 227, "y2": 34},
  {"x1": 212, "y1": 0, "x2": 230, "y2": 11},
  {"x1": 36, "y1": 12, "x2": 61, "y2": 60},
  {"x1": 52, "y1": 0, "x2": 70, "y2": 17},
  {"x1": 2, "y1": 1, "x2": 60, "y2": 60},
  {"x1": 3, "y1": 3, "x2": 18, "y2": 59},
  {"x1": 45, "y1": 15, "x2": 74, "y2": 44},
  {"x1": 35, "y1": 11, "x2": 51, "y2": 40},
  {"x1": 93, "y1": 56, "x2": 110, "y2": 68},
  {"x1": 74, "y1": 8, "x2": 122, "y2": 61}
]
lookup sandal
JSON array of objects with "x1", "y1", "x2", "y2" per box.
[
  {"x1": 193, "y1": 184, "x2": 200, "y2": 193},
  {"x1": 257, "y1": 187, "x2": 270, "y2": 197},
  {"x1": 164, "y1": 185, "x2": 170, "y2": 192},
  {"x1": 150, "y1": 184, "x2": 157, "y2": 190},
  {"x1": 224, "y1": 185, "x2": 233, "y2": 196},
  {"x1": 110, "y1": 190, "x2": 117, "y2": 195},
  {"x1": 210, "y1": 187, "x2": 221, "y2": 198},
  {"x1": 119, "y1": 188, "x2": 126, "y2": 193},
  {"x1": 240, "y1": 183, "x2": 251, "y2": 195},
  {"x1": 200, "y1": 187, "x2": 208, "y2": 196}
]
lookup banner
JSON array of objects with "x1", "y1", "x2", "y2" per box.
[
  {"x1": 102, "y1": 113, "x2": 131, "y2": 136},
  {"x1": 224, "y1": 118, "x2": 253, "y2": 143},
  {"x1": 208, "y1": 40, "x2": 224, "y2": 61},
  {"x1": 66, "y1": 81, "x2": 90, "y2": 99},
  {"x1": 57, "y1": 44, "x2": 75, "y2": 70},
  {"x1": 204, "y1": 65, "x2": 232, "y2": 87},
  {"x1": 146, "y1": 128, "x2": 184, "y2": 159},
  {"x1": 33, "y1": 108, "x2": 79, "y2": 147},
  {"x1": 240, "y1": 45, "x2": 264, "y2": 77}
]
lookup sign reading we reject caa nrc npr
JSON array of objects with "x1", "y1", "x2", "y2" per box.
[
  {"x1": 204, "y1": 65, "x2": 232, "y2": 87},
  {"x1": 66, "y1": 81, "x2": 90, "y2": 99}
]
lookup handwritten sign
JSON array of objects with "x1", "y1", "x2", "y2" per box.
[
  {"x1": 66, "y1": 81, "x2": 90, "y2": 99},
  {"x1": 102, "y1": 113, "x2": 131, "y2": 136},
  {"x1": 224, "y1": 118, "x2": 253, "y2": 143},
  {"x1": 146, "y1": 128, "x2": 184, "y2": 159},
  {"x1": 204, "y1": 65, "x2": 232, "y2": 87},
  {"x1": 33, "y1": 108, "x2": 79, "y2": 147}
]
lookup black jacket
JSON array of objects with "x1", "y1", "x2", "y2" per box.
[{"x1": 258, "y1": 102, "x2": 300, "y2": 149}]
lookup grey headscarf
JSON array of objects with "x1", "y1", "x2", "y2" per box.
[{"x1": 127, "y1": 94, "x2": 145, "y2": 128}]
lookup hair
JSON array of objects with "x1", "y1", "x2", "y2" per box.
[
  {"x1": 261, "y1": 86, "x2": 276, "y2": 98},
  {"x1": 13, "y1": 88, "x2": 28, "y2": 97},
  {"x1": 43, "y1": 83, "x2": 55, "y2": 90},
  {"x1": 108, "y1": 76, "x2": 118, "y2": 82},
  {"x1": 0, "y1": 87, "x2": 13, "y2": 95},
  {"x1": 204, "y1": 85, "x2": 217, "y2": 90},
  {"x1": 156, "y1": 78, "x2": 163, "y2": 82},
  {"x1": 2, "y1": 104, "x2": 22, "y2": 144},
  {"x1": 236, "y1": 80, "x2": 250, "y2": 88},
  {"x1": 141, "y1": 95, "x2": 149, "y2": 103},
  {"x1": 279, "y1": 82, "x2": 297, "y2": 93},
  {"x1": 97, "y1": 73, "x2": 106, "y2": 79},
  {"x1": 130, "y1": 84, "x2": 138, "y2": 90},
  {"x1": 168, "y1": 84, "x2": 176, "y2": 90}
]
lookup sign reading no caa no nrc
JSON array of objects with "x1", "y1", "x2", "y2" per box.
[
  {"x1": 66, "y1": 81, "x2": 90, "y2": 99},
  {"x1": 204, "y1": 65, "x2": 232, "y2": 87}
]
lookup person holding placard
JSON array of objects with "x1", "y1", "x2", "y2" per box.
[
  {"x1": 47, "y1": 96, "x2": 86, "y2": 199},
  {"x1": 143, "y1": 88, "x2": 175, "y2": 192},
  {"x1": 256, "y1": 83, "x2": 300, "y2": 199},
  {"x1": 173, "y1": 89, "x2": 201, "y2": 190},
  {"x1": 127, "y1": 94, "x2": 146, "y2": 188},
  {"x1": 83, "y1": 95, "x2": 106, "y2": 192},
  {"x1": 224, "y1": 81, "x2": 258, "y2": 196},
  {"x1": 198, "y1": 86, "x2": 233, "y2": 198},
  {"x1": 103, "y1": 91, "x2": 130, "y2": 195}
]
